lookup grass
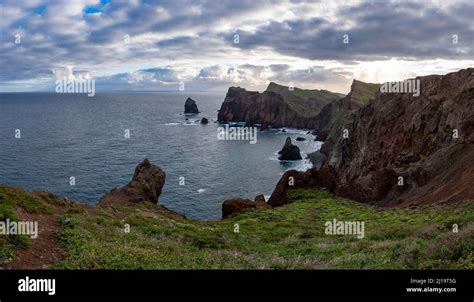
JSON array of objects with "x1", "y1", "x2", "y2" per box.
[
  {"x1": 351, "y1": 80, "x2": 381, "y2": 106},
  {"x1": 0, "y1": 186, "x2": 54, "y2": 263},
  {"x1": 1, "y1": 185, "x2": 473, "y2": 269},
  {"x1": 54, "y1": 189, "x2": 474, "y2": 269}
]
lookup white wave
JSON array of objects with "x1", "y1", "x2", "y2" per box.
[
  {"x1": 164, "y1": 122, "x2": 180, "y2": 126},
  {"x1": 183, "y1": 119, "x2": 199, "y2": 126},
  {"x1": 278, "y1": 128, "x2": 312, "y2": 135},
  {"x1": 197, "y1": 188, "x2": 206, "y2": 193}
]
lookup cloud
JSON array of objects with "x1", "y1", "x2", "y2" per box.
[
  {"x1": 0, "y1": 0, "x2": 472, "y2": 93},
  {"x1": 233, "y1": 1, "x2": 474, "y2": 61}
]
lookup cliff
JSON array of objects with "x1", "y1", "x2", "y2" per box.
[
  {"x1": 270, "y1": 68, "x2": 474, "y2": 208},
  {"x1": 322, "y1": 68, "x2": 474, "y2": 206},
  {"x1": 217, "y1": 82, "x2": 344, "y2": 129},
  {"x1": 313, "y1": 79, "x2": 381, "y2": 140}
]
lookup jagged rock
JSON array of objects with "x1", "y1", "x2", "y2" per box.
[
  {"x1": 278, "y1": 137, "x2": 302, "y2": 160},
  {"x1": 314, "y1": 79, "x2": 380, "y2": 142},
  {"x1": 267, "y1": 168, "x2": 321, "y2": 207},
  {"x1": 296, "y1": 137, "x2": 306, "y2": 141},
  {"x1": 200, "y1": 117, "x2": 209, "y2": 124},
  {"x1": 99, "y1": 159, "x2": 166, "y2": 205},
  {"x1": 222, "y1": 198, "x2": 270, "y2": 218},
  {"x1": 254, "y1": 194, "x2": 266, "y2": 204},
  {"x1": 393, "y1": 151, "x2": 421, "y2": 166},
  {"x1": 184, "y1": 97, "x2": 199, "y2": 114},
  {"x1": 217, "y1": 83, "x2": 343, "y2": 129},
  {"x1": 318, "y1": 68, "x2": 474, "y2": 206}
]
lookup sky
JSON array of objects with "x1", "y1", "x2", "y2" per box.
[{"x1": 0, "y1": 0, "x2": 473, "y2": 93}]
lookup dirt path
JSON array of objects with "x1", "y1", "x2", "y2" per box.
[{"x1": 3, "y1": 206, "x2": 65, "y2": 269}]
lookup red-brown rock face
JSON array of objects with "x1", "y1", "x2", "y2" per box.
[
  {"x1": 222, "y1": 197, "x2": 271, "y2": 218},
  {"x1": 314, "y1": 79, "x2": 381, "y2": 140},
  {"x1": 99, "y1": 159, "x2": 166, "y2": 205},
  {"x1": 323, "y1": 68, "x2": 474, "y2": 206}
]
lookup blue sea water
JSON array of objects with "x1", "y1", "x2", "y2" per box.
[{"x1": 0, "y1": 92, "x2": 321, "y2": 220}]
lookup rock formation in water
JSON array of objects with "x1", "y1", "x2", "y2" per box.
[
  {"x1": 269, "y1": 68, "x2": 474, "y2": 208},
  {"x1": 100, "y1": 159, "x2": 166, "y2": 205},
  {"x1": 278, "y1": 137, "x2": 302, "y2": 160},
  {"x1": 184, "y1": 97, "x2": 199, "y2": 114},
  {"x1": 217, "y1": 82, "x2": 344, "y2": 129},
  {"x1": 200, "y1": 117, "x2": 209, "y2": 124}
]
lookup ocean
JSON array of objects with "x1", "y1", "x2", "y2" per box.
[{"x1": 0, "y1": 92, "x2": 321, "y2": 220}]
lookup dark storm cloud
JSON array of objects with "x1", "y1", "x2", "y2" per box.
[
  {"x1": 233, "y1": 1, "x2": 474, "y2": 61},
  {"x1": 0, "y1": 0, "x2": 472, "y2": 91}
]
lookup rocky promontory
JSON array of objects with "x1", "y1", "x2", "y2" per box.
[
  {"x1": 322, "y1": 68, "x2": 474, "y2": 206},
  {"x1": 217, "y1": 82, "x2": 343, "y2": 129},
  {"x1": 100, "y1": 159, "x2": 166, "y2": 205},
  {"x1": 269, "y1": 68, "x2": 474, "y2": 208},
  {"x1": 313, "y1": 79, "x2": 381, "y2": 141}
]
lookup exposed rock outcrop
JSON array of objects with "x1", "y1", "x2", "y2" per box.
[
  {"x1": 254, "y1": 194, "x2": 266, "y2": 204},
  {"x1": 200, "y1": 117, "x2": 209, "y2": 124},
  {"x1": 278, "y1": 137, "x2": 302, "y2": 160},
  {"x1": 100, "y1": 159, "x2": 166, "y2": 205},
  {"x1": 268, "y1": 168, "x2": 322, "y2": 207},
  {"x1": 322, "y1": 68, "x2": 474, "y2": 206},
  {"x1": 313, "y1": 79, "x2": 381, "y2": 141},
  {"x1": 217, "y1": 82, "x2": 343, "y2": 129},
  {"x1": 269, "y1": 68, "x2": 474, "y2": 208},
  {"x1": 222, "y1": 197, "x2": 271, "y2": 218},
  {"x1": 184, "y1": 97, "x2": 199, "y2": 114}
]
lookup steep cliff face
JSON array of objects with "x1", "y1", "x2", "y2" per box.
[
  {"x1": 321, "y1": 68, "x2": 474, "y2": 206},
  {"x1": 314, "y1": 80, "x2": 381, "y2": 140},
  {"x1": 217, "y1": 82, "x2": 344, "y2": 129}
]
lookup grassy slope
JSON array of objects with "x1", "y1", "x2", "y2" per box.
[
  {"x1": 350, "y1": 80, "x2": 381, "y2": 106},
  {"x1": 0, "y1": 186, "x2": 54, "y2": 263},
  {"x1": 265, "y1": 82, "x2": 345, "y2": 117},
  {"x1": 1, "y1": 185, "x2": 473, "y2": 269}
]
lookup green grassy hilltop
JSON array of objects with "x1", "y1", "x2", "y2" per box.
[{"x1": 1, "y1": 185, "x2": 472, "y2": 269}]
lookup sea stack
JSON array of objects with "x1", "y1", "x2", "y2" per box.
[
  {"x1": 200, "y1": 117, "x2": 209, "y2": 124},
  {"x1": 278, "y1": 137, "x2": 302, "y2": 160},
  {"x1": 184, "y1": 97, "x2": 199, "y2": 114}
]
